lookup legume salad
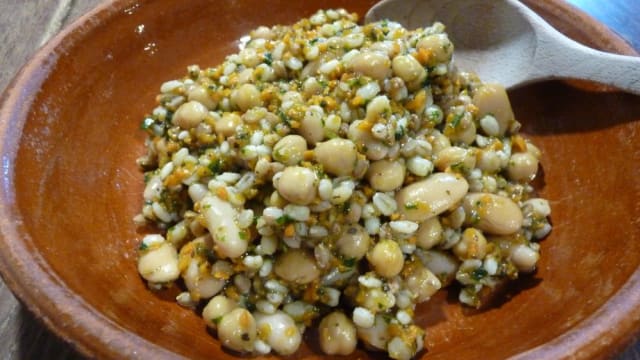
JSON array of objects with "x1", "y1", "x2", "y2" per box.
[{"x1": 134, "y1": 9, "x2": 552, "y2": 359}]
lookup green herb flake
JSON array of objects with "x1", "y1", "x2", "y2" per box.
[
  {"x1": 213, "y1": 316, "x2": 223, "y2": 324},
  {"x1": 140, "y1": 117, "x2": 155, "y2": 130},
  {"x1": 404, "y1": 202, "x2": 418, "y2": 210},
  {"x1": 342, "y1": 257, "x2": 356, "y2": 267},
  {"x1": 209, "y1": 159, "x2": 223, "y2": 174},
  {"x1": 263, "y1": 52, "x2": 273, "y2": 65},
  {"x1": 275, "y1": 214, "x2": 293, "y2": 225},
  {"x1": 471, "y1": 268, "x2": 488, "y2": 281},
  {"x1": 451, "y1": 113, "x2": 464, "y2": 128},
  {"x1": 394, "y1": 126, "x2": 405, "y2": 140},
  {"x1": 138, "y1": 242, "x2": 148, "y2": 251}
]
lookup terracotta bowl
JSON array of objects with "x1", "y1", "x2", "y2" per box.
[{"x1": 0, "y1": 0, "x2": 639, "y2": 359}]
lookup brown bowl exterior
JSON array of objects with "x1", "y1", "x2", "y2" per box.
[{"x1": 0, "y1": 0, "x2": 639, "y2": 359}]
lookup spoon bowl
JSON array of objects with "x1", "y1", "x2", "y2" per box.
[{"x1": 365, "y1": 0, "x2": 640, "y2": 93}]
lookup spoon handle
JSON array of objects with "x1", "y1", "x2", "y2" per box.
[
  {"x1": 506, "y1": 0, "x2": 640, "y2": 95},
  {"x1": 530, "y1": 30, "x2": 640, "y2": 95}
]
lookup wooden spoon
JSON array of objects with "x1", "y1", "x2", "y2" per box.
[{"x1": 365, "y1": 0, "x2": 640, "y2": 94}]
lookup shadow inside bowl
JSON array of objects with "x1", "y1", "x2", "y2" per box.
[{"x1": 0, "y1": 0, "x2": 639, "y2": 359}]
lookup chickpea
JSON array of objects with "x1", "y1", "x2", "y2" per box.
[
  {"x1": 232, "y1": 83, "x2": 262, "y2": 112},
  {"x1": 183, "y1": 258, "x2": 225, "y2": 300},
  {"x1": 137, "y1": 242, "x2": 180, "y2": 283},
  {"x1": 218, "y1": 308, "x2": 256, "y2": 353},
  {"x1": 416, "y1": 217, "x2": 443, "y2": 249},
  {"x1": 416, "y1": 33, "x2": 454, "y2": 65},
  {"x1": 314, "y1": 138, "x2": 357, "y2": 176},
  {"x1": 273, "y1": 135, "x2": 307, "y2": 166},
  {"x1": 299, "y1": 105, "x2": 325, "y2": 145},
  {"x1": 188, "y1": 85, "x2": 217, "y2": 109},
  {"x1": 173, "y1": 100, "x2": 208, "y2": 129},
  {"x1": 473, "y1": 83, "x2": 515, "y2": 136},
  {"x1": 215, "y1": 112, "x2": 241, "y2": 137},
  {"x1": 348, "y1": 50, "x2": 391, "y2": 81},
  {"x1": 239, "y1": 48, "x2": 262, "y2": 67},
  {"x1": 510, "y1": 244, "x2": 539, "y2": 272},
  {"x1": 507, "y1": 152, "x2": 539, "y2": 182},
  {"x1": 273, "y1": 166, "x2": 317, "y2": 205},
  {"x1": 336, "y1": 224, "x2": 370, "y2": 260},
  {"x1": 367, "y1": 159, "x2": 405, "y2": 191},
  {"x1": 274, "y1": 249, "x2": 320, "y2": 284},
  {"x1": 319, "y1": 312, "x2": 357, "y2": 356},
  {"x1": 391, "y1": 55, "x2": 426, "y2": 90},
  {"x1": 202, "y1": 295, "x2": 237, "y2": 328},
  {"x1": 477, "y1": 150, "x2": 502, "y2": 173},
  {"x1": 366, "y1": 95, "x2": 391, "y2": 120},
  {"x1": 367, "y1": 239, "x2": 404, "y2": 278},
  {"x1": 255, "y1": 311, "x2": 301, "y2": 355},
  {"x1": 453, "y1": 228, "x2": 488, "y2": 260}
]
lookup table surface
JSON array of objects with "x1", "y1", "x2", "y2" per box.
[{"x1": 0, "y1": 0, "x2": 639, "y2": 358}]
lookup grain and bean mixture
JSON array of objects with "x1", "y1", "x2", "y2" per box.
[{"x1": 134, "y1": 9, "x2": 552, "y2": 359}]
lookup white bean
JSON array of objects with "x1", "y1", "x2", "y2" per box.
[
  {"x1": 419, "y1": 250, "x2": 459, "y2": 286},
  {"x1": 473, "y1": 83, "x2": 514, "y2": 136},
  {"x1": 218, "y1": 308, "x2": 256, "y2": 353},
  {"x1": 366, "y1": 95, "x2": 391, "y2": 120},
  {"x1": 396, "y1": 173, "x2": 469, "y2": 222},
  {"x1": 357, "y1": 314, "x2": 390, "y2": 351},
  {"x1": 434, "y1": 146, "x2": 476, "y2": 172},
  {"x1": 300, "y1": 105, "x2": 325, "y2": 145},
  {"x1": 319, "y1": 312, "x2": 357, "y2": 356},
  {"x1": 200, "y1": 195, "x2": 247, "y2": 258},
  {"x1": 463, "y1": 193, "x2": 524, "y2": 235}
]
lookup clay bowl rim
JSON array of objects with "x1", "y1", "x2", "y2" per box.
[{"x1": 0, "y1": 0, "x2": 639, "y2": 359}]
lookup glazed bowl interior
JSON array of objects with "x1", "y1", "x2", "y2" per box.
[{"x1": 0, "y1": 0, "x2": 639, "y2": 359}]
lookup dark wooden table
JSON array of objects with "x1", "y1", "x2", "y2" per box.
[{"x1": 0, "y1": 0, "x2": 638, "y2": 358}]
